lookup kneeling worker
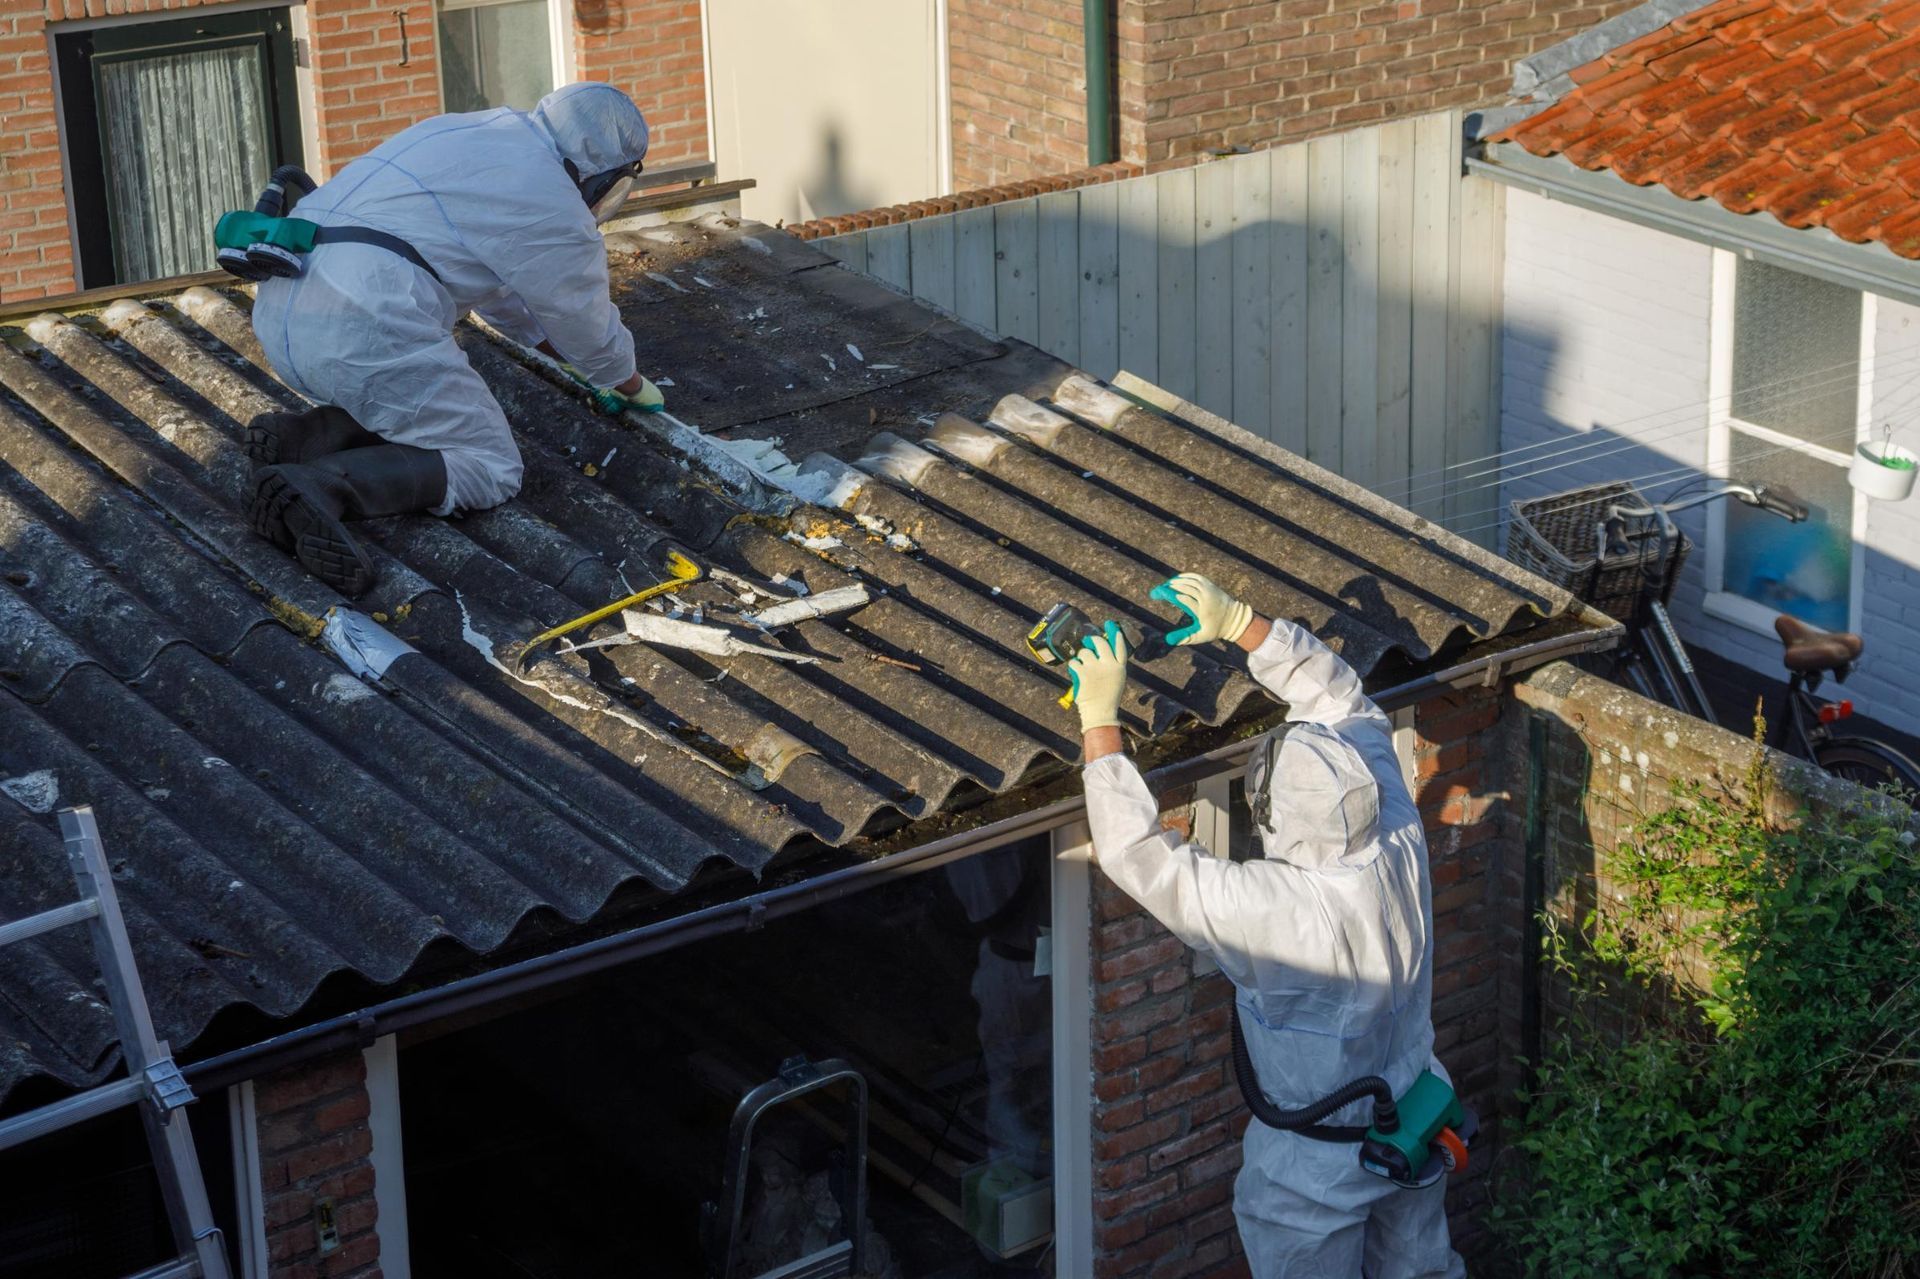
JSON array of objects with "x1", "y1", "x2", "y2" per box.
[
  {"x1": 1066, "y1": 573, "x2": 1465, "y2": 1278},
  {"x1": 244, "y1": 82, "x2": 663, "y2": 596}
]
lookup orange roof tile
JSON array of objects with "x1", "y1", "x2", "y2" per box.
[{"x1": 1493, "y1": 0, "x2": 1920, "y2": 257}]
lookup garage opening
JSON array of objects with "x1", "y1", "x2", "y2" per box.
[{"x1": 400, "y1": 835, "x2": 1058, "y2": 1277}]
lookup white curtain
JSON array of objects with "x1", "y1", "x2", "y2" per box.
[{"x1": 95, "y1": 43, "x2": 273, "y2": 282}]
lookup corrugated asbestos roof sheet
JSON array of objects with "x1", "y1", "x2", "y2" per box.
[{"x1": 0, "y1": 213, "x2": 1580, "y2": 1103}]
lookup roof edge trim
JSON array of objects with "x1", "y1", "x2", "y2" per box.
[{"x1": 1471, "y1": 145, "x2": 1920, "y2": 311}]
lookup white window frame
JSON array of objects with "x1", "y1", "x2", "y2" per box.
[
  {"x1": 1049, "y1": 820, "x2": 1095, "y2": 1278},
  {"x1": 228, "y1": 1082, "x2": 270, "y2": 1278},
  {"x1": 1703, "y1": 249, "x2": 1874, "y2": 637},
  {"x1": 434, "y1": 0, "x2": 571, "y2": 113}
]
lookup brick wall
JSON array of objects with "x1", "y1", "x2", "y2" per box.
[
  {"x1": 306, "y1": 0, "x2": 444, "y2": 179},
  {"x1": 0, "y1": 6, "x2": 74, "y2": 300},
  {"x1": 574, "y1": 0, "x2": 708, "y2": 167},
  {"x1": 255, "y1": 1049, "x2": 383, "y2": 1279},
  {"x1": 1085, "y1": 685, "x2": 1524, "y2": 1276},
  {"x1": 1511, "y1": 660, "x2": 1894, "y2": 966},
  {"x1": 949, "y1": 0, "x2": 1093, "y2": 190},
  {"x1": 1113, "y1": 0, "x2": 1643, "y2": 170}
]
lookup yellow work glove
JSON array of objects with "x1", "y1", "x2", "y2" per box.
[
  {"x1": 1066, "y1": 622, "x2": 1131, "y2": 732},
  {"x1": 563, "y1": 364, "x2": 666, "y2": 415},
  {"x1": 1154, "y1": 572, "x2": 1253, "y2": 646}
]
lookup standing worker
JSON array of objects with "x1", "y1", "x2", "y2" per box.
[
  {"x1": 241, "y1": 82, "x2": 663, "y2": 597},
  {"x1": 1064, "y1": 573, "x2": 1466, "y2": 1278}
]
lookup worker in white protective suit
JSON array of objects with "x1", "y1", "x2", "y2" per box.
[
  {"x1": 245, "y1": 81, "x2": 662, "y2": 597},
  {"x1": 1065, "y1": 573, "x2": 1465, "y2": 1279}
]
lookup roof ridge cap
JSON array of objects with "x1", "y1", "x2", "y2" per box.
[{"x1": 1510, "y1": 0, "x2": 1730, "y2": 101}]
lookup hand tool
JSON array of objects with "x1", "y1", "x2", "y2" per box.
[
  {"x1": 1024, "y1": 603, "x2": 1168, "y2": 708},
  {"x1": 513, "y1": 549, "x2": 703, "y2": 669}
]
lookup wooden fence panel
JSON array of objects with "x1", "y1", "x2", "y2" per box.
[
  {"x1": 1270, "y1": 143, "x2": 1311, "y2": 457},
  {"x1": 1230, "y1": 148, "x2": 1273, "y2": 435},
  {"x1": 1079, "y1": 182, "x2": 1122, "y2": 381},
  {"x1": 1156, "y1": 166, "x2": 1198, "y2": 403},
  {"x1": 811, "y1": 111, "x2": 1502, "y2": 530},
  {"x1": 866, "y1": 224, "x2": 910, "y2": 292},
  {"x1": 954, "y1": 205, "x2": 997, "y2": 331},
  {"x1": 995, "y1": 200, "x2": 1040, "y2": 344},
  {"x1": 1038, "y1": 190, "x2": 1081, "y2": 368},
  {"x1": 1195, "y1": 158, "x2": 1235, "y2": 422}
]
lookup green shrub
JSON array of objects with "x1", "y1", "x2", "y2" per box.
[{"x1": 1494, "y1": 765, "x2": 1920, "y2": 1278}]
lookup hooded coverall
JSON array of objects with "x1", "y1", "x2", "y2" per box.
[
  {"x1": 250, "y1": 82, "x2": 646, "y2": 515},
  {"x1": 1085, "y1": 619, "x2": 1466, "y2": 1279}
]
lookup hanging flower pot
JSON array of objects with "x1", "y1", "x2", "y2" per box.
[{"x1": 1850, "y1": 440, "x2": 1919, "y2": 500}]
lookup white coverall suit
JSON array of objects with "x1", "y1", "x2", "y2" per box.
[
  {"x1": 1086, "y1": 620, "x2": 1465, "y2": 1279},
  {"x1": 251, "y1": 83, "x2": 645, "y2": 515}
]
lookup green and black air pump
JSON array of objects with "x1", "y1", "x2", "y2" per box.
[{"x1": 1231, "y1": 1003, "x2": 1475, "y2": 1188}]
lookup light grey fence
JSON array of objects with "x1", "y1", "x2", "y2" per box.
[{"x1": 815, "y1": 111, "x2": 1503, "y2": 524}]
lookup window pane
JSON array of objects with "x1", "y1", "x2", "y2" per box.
[
  {"x1": 438, "y1": 0, "x2": 553, "y2": 113},
  {"x1": 95, "y1": 42, "x2": 273, "y2": 281},
  {"x1": 1730, "y1": 257, "x2": 1861, "y2": 447},
  {"x1": 1724, "y1": 430, "x2": 1853, "y2": 632}
]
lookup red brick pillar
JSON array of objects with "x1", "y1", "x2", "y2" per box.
[
  {"x1": 1089, "y1": 786, "x2": 1252, "y2": 1279},
  {"x1": 1409, "y1": 685, "x2": 1514, "y2": 1260},
  {"x1": 0, "y1": 6, "x2": 77, "y2": 299},
  {"x1": 255, "y1": 1050, "x2": 383, "y2": 1279}
]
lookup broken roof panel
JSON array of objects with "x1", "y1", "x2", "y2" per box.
[{"x1": 0, "y1": 214, "x2": 1586, "y2": 1104}]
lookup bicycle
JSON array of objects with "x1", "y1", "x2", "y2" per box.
[{"x1": 1507, "y1": 479, "x2": 1920, "y2": 800}]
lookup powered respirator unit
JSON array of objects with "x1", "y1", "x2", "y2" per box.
[{"x1": 214, "y1": 166, "x2": 442, "y2": 285}]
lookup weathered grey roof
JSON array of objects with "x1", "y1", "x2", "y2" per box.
[{"x1": 0, "y1": 214, "x2": 1582, "y2": 1104}]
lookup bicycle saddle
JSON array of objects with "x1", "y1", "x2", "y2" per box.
[{"x1": 1774, "y1": 614, "x2": 1862, "y2": 673}]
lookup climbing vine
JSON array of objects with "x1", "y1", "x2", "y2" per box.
[{"x1": 1495, "y1": 751, "x2": 1920, "y2": 1278}]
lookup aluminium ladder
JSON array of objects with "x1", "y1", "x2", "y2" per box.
[{"x1": 0, "y1": 806, "x2": 233, "y2": 1279}]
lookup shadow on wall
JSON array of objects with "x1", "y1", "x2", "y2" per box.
[{"x1": 797, "y1": 127, "x2": 878, "y2": 225}]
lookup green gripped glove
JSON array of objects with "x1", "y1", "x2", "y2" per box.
[
  {"x1": 1153, "y1": 572, "x2": 1253, "y2": 646},
  {"x1": 1066, "y1": 621, "x2": 1131, "y2": 732},
  {"x1": 563, "y1": 364, "x2": 666, "y2": 415}
]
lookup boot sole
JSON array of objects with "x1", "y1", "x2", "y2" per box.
[
  {"x1": 250, "y1": 469, "x2": 377, "y2": 597},
  {"x1": 243, "y1": 420, "x2": 285, "y2": 468}
]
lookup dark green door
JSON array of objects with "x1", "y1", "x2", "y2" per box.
[{"x1": 57, "y1": 8, "x2": 304, "y2": 287}]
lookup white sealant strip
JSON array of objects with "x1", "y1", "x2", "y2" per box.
[{"x1": 744, "y1": 583, "x2": 870, "y2": 629}]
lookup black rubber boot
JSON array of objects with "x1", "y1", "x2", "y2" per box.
[
  {"x1": 250, "y1": 444, "x2": 447, "y2": 597},
  {"x1": 244, "y1": 404, "x2": 381, "y2": 467}
]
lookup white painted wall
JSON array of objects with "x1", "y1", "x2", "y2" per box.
[
  {"x1": 1499, "y1": 187, "x2": 1920, "y2": 739},
  {"x1": 705, "y1": 0, "x2": 944, "y2": 226}
]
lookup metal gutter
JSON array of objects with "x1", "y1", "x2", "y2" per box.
[
  {"x1": 180, "y1": 616, "x2": 1618, "y2": 1094},
  {"x1": 1469, "y1": 144, "x2": 1920, "y2": 310}
]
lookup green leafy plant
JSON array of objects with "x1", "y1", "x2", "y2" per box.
[{"x1": 1494, "y1": 753, "x2": 1920, "y2": 1277}]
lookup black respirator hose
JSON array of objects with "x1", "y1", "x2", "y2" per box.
[
  {"x1": 1230, "y1": 1001, "x2": 1399, "y2": 1135},
  {"x1": 253, "y1": 166, "x2": 319, "y2": 218}
]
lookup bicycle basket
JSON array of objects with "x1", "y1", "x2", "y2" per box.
[{"x1": 1507, "y1": 481, "x2": 1692, "y2": 621}]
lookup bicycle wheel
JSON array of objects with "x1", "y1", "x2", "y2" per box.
[{"x1": 1815, "y1": 737, "x2": 1920, "y2": 803}]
